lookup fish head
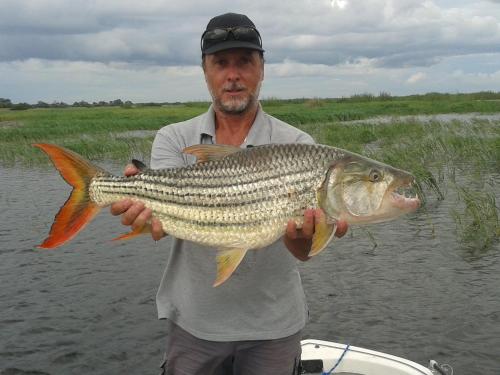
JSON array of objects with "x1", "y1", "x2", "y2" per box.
[{"x1": 321, "y1": 154, "x2": 420, "y2": 225}]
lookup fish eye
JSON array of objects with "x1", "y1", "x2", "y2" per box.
[{"x1": 369, "y1": 169, "x2": 382, "y2": 182}]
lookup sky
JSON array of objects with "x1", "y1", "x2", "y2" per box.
[{"x1": 1, "y1": 0, "x2": 500, "y2": 104}]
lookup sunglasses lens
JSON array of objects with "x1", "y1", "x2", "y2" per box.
[
  {"x1": 204, "y1": 28, "x2": 229, "y2": 41},
  {"x1": 232, "y1": 27, "x2": 259, "y2": 41}
]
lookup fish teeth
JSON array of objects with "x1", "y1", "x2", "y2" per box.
[{"x1": 394, "y1": 186, "x2": 418, "y2": 200}]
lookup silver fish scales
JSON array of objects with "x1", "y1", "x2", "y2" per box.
[
  {"x1": 90, "y1": 143, "x2": 337, "y2": 250},
  {"x1": 34, "y1": 142, "x2": 420, "y2": 286}
]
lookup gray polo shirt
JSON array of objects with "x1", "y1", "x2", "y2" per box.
[{"x1": 151, "y1": 104, "x2": 314, "y2": 341}]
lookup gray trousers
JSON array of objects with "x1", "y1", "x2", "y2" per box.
[{"x1": 159, "y1": 322, "x2": 302, "y2": 375}]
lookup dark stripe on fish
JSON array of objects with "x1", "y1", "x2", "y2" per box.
[
  {"x1": 96, "y1": 165, "x2": 318, "y2": 191},
  {"x1": 96, "y1": 180, "x2": 315, "y2": 208}
]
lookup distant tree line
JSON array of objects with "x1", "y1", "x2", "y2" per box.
[
  {"x1": 1, "y1": 91, "x2": 500, "y2": 110},
  {"x1": 0, "y1": 98, "x2": 185, "y2": 110}
]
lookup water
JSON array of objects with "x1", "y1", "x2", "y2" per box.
[
  {"x1": 344, "y1": 112, "x2": 500, "y2": 125},
  {"x1": 1, "y1": 166, "x2": 499, "y2": 374}
]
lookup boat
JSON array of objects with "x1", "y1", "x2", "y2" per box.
[{"x1": 300, "y1": 339, "x2": 453, "y2": 375}]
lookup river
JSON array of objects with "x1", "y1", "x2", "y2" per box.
[{"x1": 1, "y1": 163, "x2": 499, "y2": 374}]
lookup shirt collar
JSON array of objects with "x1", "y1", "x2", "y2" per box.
[
  {"x1": 199, "y1": 103, "x2": 271, "y2": 147},
  {"x1": 199, "y1": 105, "x2": 217, "y2": 140}
]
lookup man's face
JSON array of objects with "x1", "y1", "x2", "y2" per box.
[{"x1": 203, "y1": 49, "x2": 264, "y2": 115}]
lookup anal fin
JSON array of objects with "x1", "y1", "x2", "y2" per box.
[
  {"x1": 112, "y1": 224, "x2": 152, "y2": 241},
  {"x1": 214, "y1": 248, "x2": 249, "y2": 287}
]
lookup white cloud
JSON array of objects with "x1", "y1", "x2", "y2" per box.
[
  {"x1": 407, "y1": 72, "x2": 427, "y2": 84},
  {"x1": 331, "y1": 0, "x2": 349, "y2": 10},
  {"x1": 0, "y1": 59, "x2": 206, "y2": 103}
]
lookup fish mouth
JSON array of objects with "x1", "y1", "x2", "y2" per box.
[{"x1": 391, "y1": 182, "x2": 421, "y2": 210}]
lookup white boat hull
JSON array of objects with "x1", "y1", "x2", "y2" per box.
[{"x1": 301, "y1": 339, "x2": 435, "y2": 375}]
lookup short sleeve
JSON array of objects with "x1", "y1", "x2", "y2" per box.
[{"x1": 150, "y1": 126, "x2": 187, "y2": 170}]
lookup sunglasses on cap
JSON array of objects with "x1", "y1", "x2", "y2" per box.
[{"x1": 200, "y1": 26, "x2": 262, "y2": 51}]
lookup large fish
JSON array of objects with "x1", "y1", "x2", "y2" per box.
[{"x1": 34, "y1": 143, "x2": 420, "y2": 286}]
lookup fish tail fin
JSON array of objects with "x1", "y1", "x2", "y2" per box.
[{"x1": 33, "y1": 143, "x2": 103, "y2": 249}]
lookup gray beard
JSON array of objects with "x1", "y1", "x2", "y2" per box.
[
  {"x1": 210, "y1": 81, "x2": 262, "y2": 115},
  {"x1": 215, "y1": 95, "x2": 253, "y2": 115}
]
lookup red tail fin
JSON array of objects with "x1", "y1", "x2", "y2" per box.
[{"x1": 33, "y1": 144, "x2": 103, "y2": 248}]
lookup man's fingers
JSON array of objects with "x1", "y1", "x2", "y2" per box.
[
  {"x1": 151, "y1": 218, "x2": 166, "y2": 241},
  {"x1": 124, "y1": 164, "x2": 139, "y2": 177},
  {"x1": 286, "y1": 220, "x2": 298, "y2": 240},
  {"x1": 335, "y1": 220, "x2": 349, "y2": 238},
  {"x1": 286, "y1": 209, "x2": 324, "y2": 240},
  {"x1": 301, "y1": 209, "x2": 315, "y2": 238},
  {"x1": 110, "y1": 165, "x2": 139, "y2": 216},
  {"x1": 132, "y1": 207, "x2": 152, "y2": 231},
  {"x1": 121, "y1": 202, "x2": 145, "y2": 226},
  {"x1": 110, "y1": 199, "x2": 133, "y2": 216}
]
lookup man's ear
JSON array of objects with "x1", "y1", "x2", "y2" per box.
[
  {"x1": 202, "y1": 60, "x2": 208, "y2": 83},
  {"x1": 260, "y1": 57, "x2": 265, "y2": 82}
]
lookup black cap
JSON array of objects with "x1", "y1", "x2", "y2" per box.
[{"x1": 201, "y1": 13, "x2": 264, "y2": 54}]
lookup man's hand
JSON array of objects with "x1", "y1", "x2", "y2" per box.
[
  {"x1": 284, "y1": 208, "x2": 348, "y2": 261},
  {"x1": 109, "y1": 164, "x2": 166, "y2": 241}
]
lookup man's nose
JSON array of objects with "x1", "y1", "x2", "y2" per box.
[{"x1": 225, "y1": 64, "x2": 241, "y2": 81}]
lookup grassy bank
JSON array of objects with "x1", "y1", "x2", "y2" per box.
[
  {"x1": 1, "y1": 93, "x2": 499, "y2": 252},
  {"x1": 1, "y1": 92, "x2": 500, "y2": 164},
  {"x1": 0, "y1": 105, "x2": 207, "y2": 164}
]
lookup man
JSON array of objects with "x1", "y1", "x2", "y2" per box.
[{"x1": 111, "y1": 12, "x2": 348, "y2": 375}]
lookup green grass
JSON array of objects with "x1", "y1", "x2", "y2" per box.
[
  {"x1": 452, "y1": 186, "x2": 499, "y2": 255},
  {"x1": 262, "y1": 93, "x2": 500, "y2": 124},
  {"x1": 0, "y1": 105, "x2": 208, "y2": 164}
]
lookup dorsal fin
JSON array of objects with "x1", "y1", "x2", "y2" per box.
[{"x1": 183, "y1": 144, "x2": 241, "y2": 163}]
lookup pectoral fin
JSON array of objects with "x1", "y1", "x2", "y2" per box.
[
  {"x1": 214, "y1": 248, "x2": 249, "y2": 287},
  {"x1": 310, "y1": 162, "x2": 341, "y2": 257},
  {"x1": 309, "y1": 222, "x2": 337, "y2": 257}
]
